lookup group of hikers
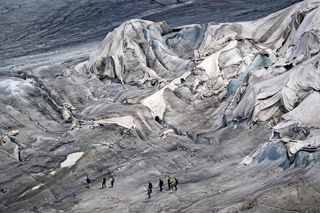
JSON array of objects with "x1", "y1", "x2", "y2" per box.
[
  {"x1": 85, "y1": 174, "x2": 179, "y2": 199},
  {"x1": 147, "y1": 176, "x2": 179, "y2": 198},
  {"x1": 85, "y1": 175, "x2": 115, "y2": 189}
]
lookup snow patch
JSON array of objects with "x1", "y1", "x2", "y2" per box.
[
  {"x1": 94, "y1": 116, "x2": 136, "y2": 129},
  {"x1": 32, "y1": 183, "x2": 44, "y2": 191},
  {"x1": 60, "y1": 152, "x2": 84, "y2": 168}
]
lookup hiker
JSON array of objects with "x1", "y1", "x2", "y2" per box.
[
  {"x1": 167, "y1": 176, "x2": 171, "y2": 190},
  {"x1": 0, "y1": 188, "x2": 8, "y2": 193},
  {"x1": 110, "y1": 176, "x2": 115, "y2": 188},
  {"x1": 174, "y1": 178, "x2": 179, "y2": 190},
  {"x1": 101, "y1": 177, "x2": 106, "y2": 189},
  {"x1": 147, "y1": 182, "x2": 153, "y2": 198},
  {"x1": 85, "y1": 175, "x2": 91, "y2": 188},
  {"x1": 159, "y1": 178, "x2": 164, "y2": 192}
]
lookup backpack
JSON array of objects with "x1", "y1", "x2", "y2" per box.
[{"x1": 175, "y1": 179, "x2": 179, "y2": 185}]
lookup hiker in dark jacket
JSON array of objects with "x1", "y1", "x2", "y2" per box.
[
  {"x1": 147, "y1": 182, "x2": 153, "y2": 198},
  {"x1": 85, "y1": 175, "x2": 91, "y2": 188},
  {"x1": 174, "y1": 178, "x2": 179, "y2": 190},
  {"x1": 159, "y1": 178, "x2": 164, "y2": 192},
  {"x1": 101, "y1": 177, "x2": 106, "y2": 189}
]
